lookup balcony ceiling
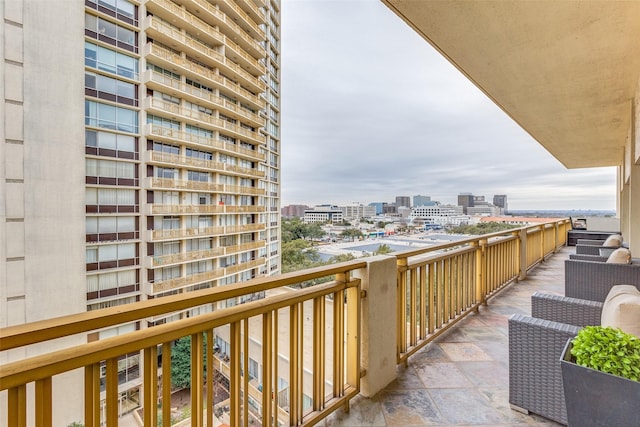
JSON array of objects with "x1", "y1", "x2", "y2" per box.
[{"x1": 382, "y1": 0, "x2": 640, "y2": 169}]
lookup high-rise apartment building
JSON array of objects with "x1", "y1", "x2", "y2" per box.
[{"x1": 1, "y1": 0, "x2": 280, "y2": 421}]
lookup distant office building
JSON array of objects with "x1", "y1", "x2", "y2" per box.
[
  {"x1": 383, "y1": 204, "x2": 398, "y2": 214},
  {"x1": 413, "y1": 195, "x2": 432, "y2": 207},
  {"x1": 408, "y1": 204, "x2": 468, "y2": 226},
  {"x1": 493, "y1": 195, "x2": 508, "y2": 212},
  {"x1": 396, "y1": 196, "x2": 411, "y2": 208},
  {"x1": 369, "y1": 202, "x2": 385, "y2": 215},
  {"x1": 303, "y1": 205, "x2": 344, "y2": 224},
  {"x1": 341, "y1": 204, "x2": 377, "y2": 220},
  {"x1": 282, "y1": 205, "x2": 309, "y2": 218},
  {"x1": 458, "y1": 193, "x2": 475, "y2": 214},
  {"x1": 467, "y1": 205, "x2": 503, "y2": 216}
]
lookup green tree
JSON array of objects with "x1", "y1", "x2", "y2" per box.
[
  {"x1": 341, "y1": 228, "x2": 363, "y2": 241},
  {"x1": 171, "y1": 334, "x2": 207, "y2": 389},
  {"x1": 374, "y1": 244, "x2": 394, "y2": 255},
  {"x1": 327, "y1": 253, "x2": 357, "y2": 263},
  {"x1": 305, "y1": 223, "x2": 325, "y2": 242},
  {"x1": 449, "y1": 222, "x2": 518, "y2": 235},
  {"x1": 282, "y1": 218, "x2": 326, "y2": 243},
  {"x1": 281, "y1": 239, "x2": 322, "y2": 273}
]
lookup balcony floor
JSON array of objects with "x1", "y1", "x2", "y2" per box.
[{"x1": 321, "y1": 246, "x2": 570, "y2": 426}]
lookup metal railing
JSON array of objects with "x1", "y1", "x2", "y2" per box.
[
  {"x1": 1, "y1": 263, "x2": 364, "y2": 426},
  {"x1": 396, "y1": 219, "x2": 570, "y2": 363},
  {"x1": 0, "y1": 219, "x2": 570, "y2": 426}
]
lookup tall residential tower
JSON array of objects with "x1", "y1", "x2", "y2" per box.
[{"x1": 1, "y1": 0, "x2": 281, "y2": 421}]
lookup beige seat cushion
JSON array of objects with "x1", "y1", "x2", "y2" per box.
[
  {"x1": 601, "y1": 285, "x2": 640, "y2": 337},
  {"x1": 602, "y1": 234, "x2": 622, "y2": 248},
  {"x1": 606, "y1": 247, "x2": 631, "y2": 264}
]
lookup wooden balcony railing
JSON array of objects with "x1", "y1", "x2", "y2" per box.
[
  {"x1": 0, "y1": 219, "x2": 570, "y2": 426},
  {"x1": 396, "y1": 219, "x2": 570, "y2": 363}
]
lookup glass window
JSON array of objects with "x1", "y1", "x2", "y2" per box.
[
  {"x1": 85, "y1": 101, "x2": 138, "y2": 133},
  {"x1": 97, "y1": 74, "x2": 117, "y2": 94},
  {"x1": 85, "y1": 42, "x2": 138, "y2": 79}
]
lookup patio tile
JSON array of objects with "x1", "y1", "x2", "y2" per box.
[
  {"x1": 428, "y1": 388, "x2": 505, "y2": 425},
  {"x1": 414, "y1": 362, "x2": 473, "y2": 388},
  {"x1": 438, "y1": 342, "x2": 493, "y2": 362},
  {"x1": 379, "y1": 388, "x2": 447, "y2": 425}
]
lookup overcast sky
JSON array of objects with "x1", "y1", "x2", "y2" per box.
[{"x1": 279, "y1": 0, "x2": 617, "y2": 211}]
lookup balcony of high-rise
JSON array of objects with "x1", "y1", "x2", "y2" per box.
[{"x1": 2, "y1": 1, "x2": 640, "y2": 427}]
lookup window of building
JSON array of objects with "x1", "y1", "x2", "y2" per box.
[
  {"x1": 186, "y1": 78, "x2": 213, "y2": 93},
  {"x1": 147, "y1": 114, "x2": 180, "y2": 130},
  {"x1": 86, "y1": 159, "x2": 136, "y2": 180},
  {"x1": 186, "y1": 148, "x2": 212, "y2": 161},
  {"x1": 96, "y1": 0, "x2": 135, "y2": 19},
  {"x1": 185, "y1": 124, "x2": 212, "y2": 138},
  {"x1": 155, "y1": 167, "x2": 177, "y2": 179},
  {"x1": 86, "y1": 269, "x2": 137, "y2": 294},
  {"x1": 85, "y1": 71, "x2": 136, "y2": 105},
  {"x1": 85, "y1": 42, "x2": 138, "y2": 79},
  {"x1": 86, "y1": 242, "x2": 136, "y2": 263},
  {"x1": 86, "y1": 216, "x2": 135, "y2": 234},
  {"x1": 85, "y1": 100, "x2": 138, "y2": 133},
  {"x1": 153, "y1": 142, "x2": 179, "y2": 155},
  {"x1": 184, "y1": 101, "x2": 212, "y2": 115},
  {"x1": 187, "y1": 170, "x2": 208, "y2": 182},
  {"x1": 147, "y1": 63, "x2": 180, "y2": 80},
  {"x1": 85, "y1": 13, "x2": 136, "y2": 51},
  {"x1": 86, "y1": 130, "x2": 135, "y2": 152}
]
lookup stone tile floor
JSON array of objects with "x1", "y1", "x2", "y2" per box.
[{"x1": 321, "y1": 246, "x2": 571, "y2": 426}]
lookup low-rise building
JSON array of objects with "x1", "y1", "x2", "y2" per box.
[{"x1": 303, "y1": 205, "x2": 344, "y2": 224}]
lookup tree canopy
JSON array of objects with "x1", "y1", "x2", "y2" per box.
[
  {"x1": 171, "y1": 334, "x2": 207, "y2": 389},
  {"x1": 448, "y1": 222, "x2": 519, "y2": 235},
  {"x1": 341, "y1": 228, "x2": 364, "y2": 241},
  {"x1": 282, "y1": 218, "x2": 325, "y2": 243}
]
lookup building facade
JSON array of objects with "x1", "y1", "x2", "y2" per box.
[
  {"x1": 303, "y1": 205, "x2": 344, "y2": 224},
  {"x1": 413, "y1": 194, "x2": 431, "y2": 207},
  {"x1": 1, "y1": 0, "x2": 281, "y2": 422},
  {"x1": 281, "y1": 204, "x2": 309, "y2": 218},
  {"x1": 493, "y1": 194, "x2": 508, "y2": 212},
  {"x1": 340, "y1": 204, "x2": 377, "y2": 220},
  {"x1": 395, "y1": 195, "x2": 411, "y2": 208}
]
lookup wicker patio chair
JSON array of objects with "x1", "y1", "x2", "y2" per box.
[
  {"x1": 509, "y1": 293, "x2": 603, "y2": 425},
  {"x1": 564, "y1": 258, "x2": 640, "y2": 302},
  {"x1": 568, "y1": 253, "x2": 608, "y2": 262}
]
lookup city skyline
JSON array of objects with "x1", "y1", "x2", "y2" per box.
[{"x1": 280, "y1": 0, "x2": 617, "y2": 211}]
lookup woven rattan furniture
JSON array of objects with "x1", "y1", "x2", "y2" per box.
[
  {"x1": 564, "y1": 258, "x2": 640, "y2": 302},
  {"x1": 509, "y1": 293, "x2": 603, "y2": 425},
  {"x1": 568, "y1": 253, "x2": 608, "y2": 262}
]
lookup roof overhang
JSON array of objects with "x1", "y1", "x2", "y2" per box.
[{"x1": 382, "y1": 0, "x2": 640, "y2": 169}]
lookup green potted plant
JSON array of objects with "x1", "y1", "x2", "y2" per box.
[{"x1": 560, "y1": 326, "x2": 640, "y2": 426}]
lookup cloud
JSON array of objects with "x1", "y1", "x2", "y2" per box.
[{"x1": 280, "y1": 0, "x2": 617, "y2": 210}]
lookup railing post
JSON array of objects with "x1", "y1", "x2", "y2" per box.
[
  {"x1": 353, "y1": 255, "x2": 397, "y2": 397},
  {"x1": 473, "y1": 239, "x2": 488, "y2": 306},
  {"x1": 518, "y1": 229, "x2": 527, "y2": 281}
]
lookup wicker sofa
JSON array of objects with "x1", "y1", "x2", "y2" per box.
[
  {"x1": 509, "y1": 293, "x2": 603, "y2": 425},
  {"x1": 564, "y1": 258, "x2": 640, "y2": 302}
]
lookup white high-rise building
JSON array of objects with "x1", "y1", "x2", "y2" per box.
[{"x1": 1, "y1": 0, "x2": 281, "y2": 422}]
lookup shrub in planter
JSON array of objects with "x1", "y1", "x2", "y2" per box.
[
  {"x1": 561, "y1": 326, "x2": 640, "y2": 426},
  {"x1": 570, "y1": 325, "x2": 640, "y2": 380}
]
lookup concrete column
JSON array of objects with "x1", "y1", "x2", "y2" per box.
[
  {"x1": 354, "y1": 255, "x2": 397, "y2": 397},
  {"x1": 628, "y1": 81, "x2": 640, "y2": 253}
]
